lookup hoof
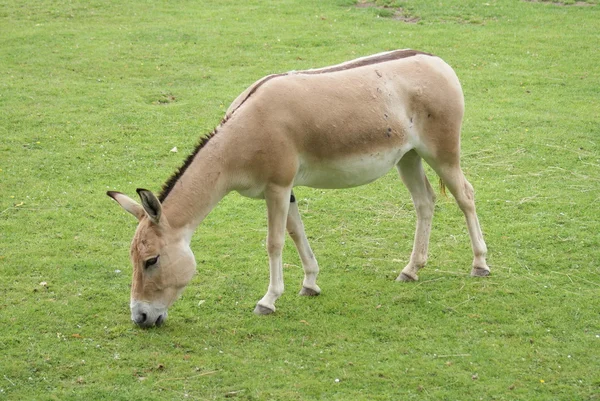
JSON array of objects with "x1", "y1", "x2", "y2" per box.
[
  {"x1": 471, "y1": 267, "x2": 490, "y2": 277},
  {"x1": 396, "y1": 272, "x2": 418, "y2": 282},
  {"x1": 253, "y1": 304, "x2": 275, "y2": 315},
  {"x1": 299, "y1": 286, "x2": 320, "y2": 296}
]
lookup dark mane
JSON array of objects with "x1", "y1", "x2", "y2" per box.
[{"x1": 158, "y1": 123, "x2": 222, "y2": 203}]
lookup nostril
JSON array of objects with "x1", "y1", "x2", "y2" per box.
[{"x1": 133, "y1": 312, "x2": 148, "y2": 326}]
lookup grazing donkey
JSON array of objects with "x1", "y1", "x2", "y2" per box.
[{"x1": 108, "y1": 49, "x2": 489, "y2": 328}]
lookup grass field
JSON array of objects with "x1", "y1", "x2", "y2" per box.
[{"x1": 1, "y1": 0, "x2": 599, "y2": 399}]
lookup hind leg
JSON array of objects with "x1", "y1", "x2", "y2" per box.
[
  {"x1": 431, "y1": 161, "x2": 489, "y2": 276},
  {"x1": 396, "y1": 150, "x2": 436, "y2": 282}
]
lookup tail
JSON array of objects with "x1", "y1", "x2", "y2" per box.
[{"x1": 439, "y1": 178, "x2": 447, "y2": 197}]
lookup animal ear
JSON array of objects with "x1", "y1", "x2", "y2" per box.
[
  {"x1": 136, "y1": 188, "x2": 162, "y2": 224},
  {"x1": 107, "y1": 191, "x2": 145, "y2": 221}
]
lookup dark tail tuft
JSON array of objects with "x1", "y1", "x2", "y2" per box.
[{"x1": 439, "y1": 178, "x2": 447, "y2": 197}]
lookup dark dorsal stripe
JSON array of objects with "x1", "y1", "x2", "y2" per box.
[
  {"x1": 158, "y1": 50, "x2": 433, "y2": 203},
  {"x1": 233, "y1": 49, "x2": 433, "y2": 118},
  {"x1": 303, "y1": 49, "x2": 433, "y2": 75}
]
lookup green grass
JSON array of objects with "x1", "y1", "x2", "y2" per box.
[{"x1": 1, "y1": 0, "x2": 599, "y2": 399}]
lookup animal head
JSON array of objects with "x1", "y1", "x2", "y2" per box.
[{"x1": 107, "y1": 189, "x2": 196, "y2": 328}]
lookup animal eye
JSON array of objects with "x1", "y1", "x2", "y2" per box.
[{"x1": 144, "y1": 256, "x2": 159, "y2": 269}]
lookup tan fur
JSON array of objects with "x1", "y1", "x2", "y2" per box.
[{"x1": 108, "y1": 50, "x2": 489, "y2": 327}]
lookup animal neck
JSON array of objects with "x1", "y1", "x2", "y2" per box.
[{"x1": 160, "y1": 133, "x2": 230, "y2": 239}]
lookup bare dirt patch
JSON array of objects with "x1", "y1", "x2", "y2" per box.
[
  {"x1": 355, "y1": 1, "x2": 420, "y2": 23},
  {"x1": 522, "y1": 0, "x2": 596, "y2": 6}
]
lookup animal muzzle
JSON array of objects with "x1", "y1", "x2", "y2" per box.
[{"x1": 130, "y1": 301, "x2": 168, "y2": 328}]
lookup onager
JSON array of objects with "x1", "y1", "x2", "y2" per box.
[{"x1": 108, "y1": 49, "x2": 489, "y2": 328}]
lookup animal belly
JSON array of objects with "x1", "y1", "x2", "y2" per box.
[{"x1": 295, "y1": 150, "x2": 404, "y2": 189}]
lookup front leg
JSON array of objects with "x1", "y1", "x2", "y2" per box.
[
  {"x1": 254, "y1": 185, "x2": 292, "y2": 315},
  {"x1": 286, "y1": 192, "x2": 321, "y2": 296}
]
